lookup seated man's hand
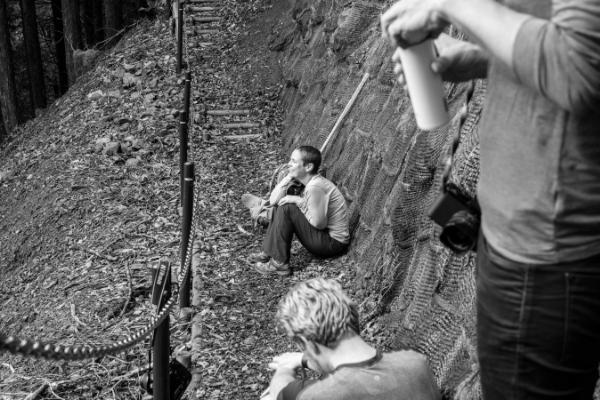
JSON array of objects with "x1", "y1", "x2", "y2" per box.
[{"x1": 278, "y1": 195, "x2": 303, "y2": 207}]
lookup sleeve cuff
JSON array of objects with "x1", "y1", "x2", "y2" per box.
[{"x1": 512, "y1": 17, "x2": 546, "y2": 89}]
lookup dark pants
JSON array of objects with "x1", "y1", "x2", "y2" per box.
[
  {"x1": 477, "y1": 234, "x2": 600, "y2": 400},
  {"x1": 262, "y1": 204, "x2": 348, "y2": 264}
]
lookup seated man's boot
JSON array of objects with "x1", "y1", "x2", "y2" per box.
[
  {"x1": 248, "y1": 251, "x2": 270, "y2": 263},
  {"x1": 254, "y1": 259, "x2": 291, "y2": 276}
]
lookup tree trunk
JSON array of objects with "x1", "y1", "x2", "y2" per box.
[
  {"x1": 82, "y1": 0, "x2": 95, "y2": 46},
  {"x1": 20, "y1": 0, "x2": 47, "y2": 111},
  {"x1": 61, "y1": 0, "x2": 82, "y2": 85},
  {"x1": 103, "y1": 0, "x2": 122, "y2": 44},
  {"x1": 51, "y1": 0, "x2": 68, "y2": 95},
  {"x1": 93, "y1": 0, "x2": 103, "y2": 43},
  {"x1": 0, "y1": 107, "x2": 7, "y2": 142},
  {"x1": 0, "y1": 0, "x2": 18, "y2": 131}
]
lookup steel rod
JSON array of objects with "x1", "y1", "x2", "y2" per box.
[{"x1": 180, "y1": 162, "x2": 195, "y2": 307}]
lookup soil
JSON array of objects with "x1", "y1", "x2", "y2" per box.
[{"x1": 0, "y1": 1, "x2": 361, "y2": 399}]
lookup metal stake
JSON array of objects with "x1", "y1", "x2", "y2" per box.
[
  {"x1": 179, "y1": 110, "x2": 188, "y2": 203},
  {"x1": 176, "y1": 0, "x2": 183, "y2": 73},
  {"x1": 180, "y1": 162, "x2": 195, "y2": 307},
  {"x1": 152, "y1": 260, "x2": 171, "y2": 400},
  {"x1": 184, "y1": 72, "x2": 192, "y2": 122}
]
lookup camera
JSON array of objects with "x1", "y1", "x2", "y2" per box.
[
  {"x1": 286, "y1": 180, "x2": 305, "y2": 196},
  {"x1": 428, "y1": 183, "x2": 480, "y2": 254}
]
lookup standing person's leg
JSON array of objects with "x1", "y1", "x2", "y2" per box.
[{"x1": 477, "y1": 235, "x2": 600, "y2": 400}]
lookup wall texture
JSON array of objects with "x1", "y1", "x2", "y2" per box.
[{"x1": 271, "y1": 0, "x2": 486, "y2": 397}]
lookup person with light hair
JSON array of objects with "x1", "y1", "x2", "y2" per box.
[{"x1": 260, "y1": 278, "x2": 441, "y2": 400}]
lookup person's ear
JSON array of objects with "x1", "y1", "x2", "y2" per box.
[
  {"x1": 307, "y1": 340, "x2": 320, "y2": 355},
  {"x1": 305, "y1": 163, "x2": 314, "y2": 173}
]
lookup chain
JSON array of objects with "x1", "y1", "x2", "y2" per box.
[{"x1": 0, "y1": 1, "x2": 204, "y2": 360}]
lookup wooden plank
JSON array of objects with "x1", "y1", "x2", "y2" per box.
[
  {"x1": 187, "y1": 6, "x2": 217, "y2": 12},
  {"x1": 191, "y1": 16, "x2": 221, "y2": 23},
  {"x1": 222, "y1": 134, "x2": 262, "y2": 140},
  {"x1": 221, "y1": 122, "x2": 260, "y2": 129},
  {"x1": 207, "y1": 109, "x2": 251, "y2": 116}
]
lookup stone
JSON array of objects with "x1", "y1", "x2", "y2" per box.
[
  {"x1": 87, "y1": 90, "x2": 104, "y2": 100},
  {"x1": 94, "y1": 137, "x2": 111, "y2": 153},
  {"x1": 103, "y1": 141, "x2": 121, "y2": 155},
  {"x1": 125, "y1": 158, "x2": 141, "y2": 167}
]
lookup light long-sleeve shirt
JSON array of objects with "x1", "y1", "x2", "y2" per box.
[
  {"x1": 478, "y1": 0, "x2": 600, "y2": 263},
  {"x1": 270, "y1": 175, "x2": 350, "y2": 244}
]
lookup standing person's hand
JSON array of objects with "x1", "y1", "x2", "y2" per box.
[
  {"x1": 392, "y1": 34, "x2": 488, "y2": 86},
  {"x1": 268, "y1": 352, "x2": 304, "y2": 371},
  {"x1": 380, "y1": 0, "x2": 449, "y2": 48}
]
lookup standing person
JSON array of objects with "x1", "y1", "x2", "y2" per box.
[
  {"x1": 250, "y1": 146, "x2": 350, "y2": 276},
  {"x1": 261, "y1": 278, "x2": 441, "y2": 400},
  {"x1": 381, "y1": 1, "x2": 600, "y2": 399}
]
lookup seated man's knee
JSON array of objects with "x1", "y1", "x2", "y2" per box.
[{"x1": 277, "y1": 203, "x2": 299, "y2": 217}]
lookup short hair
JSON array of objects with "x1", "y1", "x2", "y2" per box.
[
  {"x1": 296, "y1": 145, "x2": 321, "y2": 174},
  {"x1": 276, "y1": 278, "x2": 359, "y2": 347}
]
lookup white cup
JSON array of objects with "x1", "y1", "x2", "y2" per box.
[{"x1": 397, "y1": 40, "x2": 449, "y2": 130}]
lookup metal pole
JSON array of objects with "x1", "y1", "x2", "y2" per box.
[
  {"x1": 153, "y1": 261, "x2": 171, "y2": 400},
  {"x1": 184, "y1": 72, "x2": 192, "y2": 122},
  {"x1": 179, "y1": 162, "x2": 195, "y2": 307},
  {"x1": 179, "y1": 110, "x2": 188, "y2": 203},
  {"x1": 176, "y1": 0, "x2": 183, "y2": 73}
]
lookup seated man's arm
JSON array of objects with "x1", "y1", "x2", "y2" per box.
[
  {"x1": 269, "y1": 175, "x2": 294, "y2": 205},
  {"x1": 277, "y1": 187, "x2": 328, "y2": 229},
  {"x1": 299, "y1": 187, "x2": 327, "y2": 229}
]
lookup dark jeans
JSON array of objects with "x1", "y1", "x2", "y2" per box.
[
  {"x1": 477, "y1": 234, "x2": 600, "y2": 400},
  {"x1": 262, "y1": 204, "x2": 348, "y2": 264}
]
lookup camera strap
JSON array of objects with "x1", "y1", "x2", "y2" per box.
[{"x1": 441, "y1": 81, "x2": 475, "y2": 189}]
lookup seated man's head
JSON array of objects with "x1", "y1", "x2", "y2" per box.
[
  {"x1": 276, "y1": 278, "x2": 359, "y2": 372},
  {"x1": 288, "y1": 146, "x2": 321, "y2": 181}
]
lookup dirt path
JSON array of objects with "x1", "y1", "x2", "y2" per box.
[{"x1": 0, "y1": 1, "x2": 355, "y2": 399}]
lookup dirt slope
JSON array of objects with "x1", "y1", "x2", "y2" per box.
[{"x1": 0, "y1": 2, "x2": 349, "y2": 399}]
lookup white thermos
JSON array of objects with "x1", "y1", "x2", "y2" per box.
[{"x1": 397, "y1": 40, "x2": 449, "y2": 130}]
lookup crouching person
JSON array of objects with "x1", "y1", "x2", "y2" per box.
[
  {"x1": 261, "y1": 278, "x2": 441, "y2": 400},
  {"x1": 251, "y1": 146, "x2": 350, "y2": 276}
]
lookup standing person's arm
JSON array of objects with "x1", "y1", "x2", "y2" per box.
[
  {"x1": 261, "y1": 353, "x2": 304, "y2": 400},
  {"x1": 381, "y1": 0, "x2": 600, "y2": 114}
]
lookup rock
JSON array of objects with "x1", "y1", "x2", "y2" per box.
[
  {"x1": 0, "y1": 170, "x2": 11, "y2": 182},
  {"x1": 107, "y1": 90, "x2": 121, "y2": 98},
  {"x1": 87, "y1": 90, "x2": 104, "y2": 100},
  {"x1": 123, "y1": 73, "x2": 141, "y2": 88},
  {"x1": 123, "y1": 62, "x2": 137, "y2": 72},
  {"x1": 94, "y1": 137, "x2": 111, "y2": 153},
  {"x1": 125, "y1": 158, "x2": 141, "y2": 167},
  {"x1": 103, "y1": 141, "x2": 121, "y2": 155}
]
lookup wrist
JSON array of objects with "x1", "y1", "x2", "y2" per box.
[{"x1": 301, "y1": 356, "x2": 309, "y2": 370}]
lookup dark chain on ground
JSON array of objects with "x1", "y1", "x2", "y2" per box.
[{"x1": 0, "y1": 2, "x2": 204, "y2": 360}]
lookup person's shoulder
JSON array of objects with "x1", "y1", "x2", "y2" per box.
[{"x1": 381, "y1": 350, "x2": 430, "y2": 369}]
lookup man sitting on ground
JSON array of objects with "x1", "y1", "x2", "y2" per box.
[
  {"x1": 260, "y1": 278, "x2": 441, "y2": 400},
  {"x1": 250, "y1": 146, "x2": 350, "y2": 276}
]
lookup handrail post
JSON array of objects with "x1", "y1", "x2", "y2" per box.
[
  {"x1": 179, "y1": 110, "x2": 188, "y2": 203},
  {"x1": 184, "y1": 71, "x2": 192, "y2": 121},
  {"x1": 152, "y1": 260, "x2": 171, "y2": 400},
  {"x1": 176, "y1": 0, "x2": 183, "y2": 73},
  {"x1": 180, "y1": 162, "x2": 195, "y2": 307}
]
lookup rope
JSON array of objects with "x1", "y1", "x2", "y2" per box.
[{"x1": 0, "y1": 0, "x2": 202, "y2": 360}]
